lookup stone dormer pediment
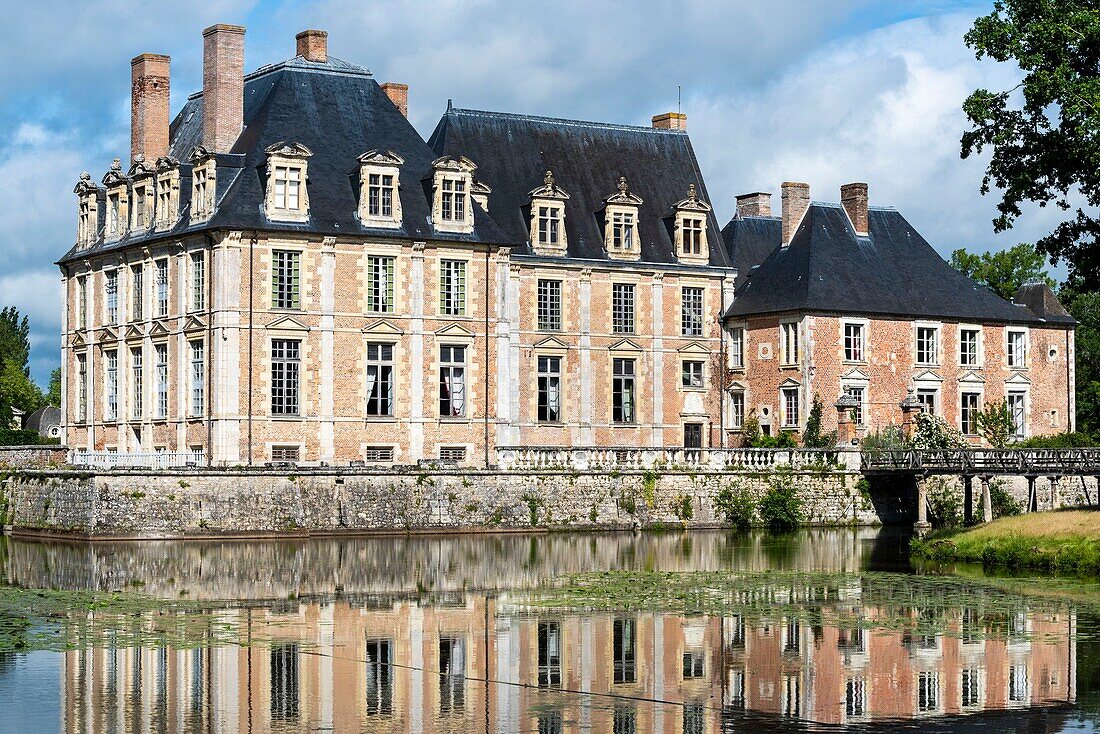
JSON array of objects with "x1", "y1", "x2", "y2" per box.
[
  {"x1": 435, "y1": 322, "x2": 475, "y2": 339},
  {"x1": 527, "y1": 170, "x2": 570, "y2": 202},
  {"x1": 431, "y1": 154, "x2": 477, "y2": 174},
  {"x1": 533, "y1": 336, "x2": 569, "y2": 351},
  {"x1": 362, "y1": 319, "x2": 404, "y2": 336},
  {"x1": 124, "y1": 324, "x2": 145, "y2": 341},
  {"x1": 609, "y1": 338, "x2": 643, "y2": 353},
  {"x1": 100, "y1": 325, "x2": 119, "y2": 342},
  {"x1": 672, "y1": 184, "x2": 712, "y2": 214},
  {"x1": 188, "y1": 145, "x2": 215, "y2": 164},
  {"x1": 74, "y1": 172, "x2": 99, "y2": 196},
  {"x1": 102, "y1": 158, "x2": 128, "y2": 188},
  {"x1": 358, "y1": 149, "x2": 405, "y2": 166},
  {"x1": 155, "y1": 155, "x2": 180, "y2": 173},
  {"x1": 265, "y1": 141, "x2": 313, "y2": 159},
  {"x1": 604, "y1": 176, "x2": 643, "y2": 206},
  {"x1": 127, "y1": 155, "x2": 155, "y2": 179},
  {"x1": 266, "y1": 315, "x2": 310, "y2": 333},
  {"x1": 148, "y1": 321, "x2": 170, "y2": 338},
  {"x1": 70, "y1": 331, "x2": 86, "y2": 347}
]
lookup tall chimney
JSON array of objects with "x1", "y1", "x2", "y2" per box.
[
  {"x1": 381, "y1": 82, "x2": 409, "y2": 118},
  {"x1": 652, "y1": 112, "x2": 687, "y2": 131},
  {"x1": 296, "y1": 29, "x2": 327, "y2": 62},
  {"x1": 841, "y1": 182, "x2": 869, "y2": 235},
  {"x1": 781, "y1": 182, "x2": 810, "y2": 246},
  {"x1": 736, "y1": 192, "x2": 772, "y2": 218},
  {"x1": 131, "y1": 54, "x2": 171, "y2": 163},
  {"x1": 202, "y1": 24, "x2": 246, "y2": 154}
]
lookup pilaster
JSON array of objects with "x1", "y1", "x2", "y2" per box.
[
  {"x1": 651, "y1": 271, "x2": 665, "y2": 445},
  {"x1": 409, "y1": 242, "x2": 426, "y2": 461},
  {"x1": 319, "y1": 236, "x2": 336, "y2": 462}
]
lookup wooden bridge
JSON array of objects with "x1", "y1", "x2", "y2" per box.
[{"x1": 861, "y1": 448, "x2": 1100, "y2": 477}]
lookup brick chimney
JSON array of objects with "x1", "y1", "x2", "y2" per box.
[
  {"x1": 202, "y1": 24, "x2": 246, "y2": 154},
  {"x1": 841, "y1": 182, "x2": 869, "y2": 235},
  {"x1": 130, "y1": 53, "x2": 170, "y2": 162},
  {"x1": 381, "y1": 82, "x2": 409, "y2": 117},
  {"x1": 296, "y1": 29, "x2": 327, "y2": 62},
  {"x1": 736, "y1": 192, "x2": 772, "y2": 218},
  {"x1": 652, "y1": 112, "x2": 687, "y2": 130},
  {"x1": 781, "y1": 182, "x2": 810, "y2": 246}
]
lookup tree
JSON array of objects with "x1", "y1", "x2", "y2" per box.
[
  {"x1": 0, "y1": 306, "x2": 31, "y2": 376},
  {"x1": 976, "y1": 399, "x2": 1015, "y2": 448},
  {"x1": 46, "y1": 367, "x2": 61, "y2": 407},
  {"x1": 961, "y1": 1, "x2": 1100, "y2": 289},
  {"x1": 949, "y1": 244, "x2": 1056, "y2": 300},
  {"x1": 1060, "y1": 278, "x2": 1100, "y2": 436},
  {"x1": 0, "y1": 306, "x2": 44, "y2": 426}
]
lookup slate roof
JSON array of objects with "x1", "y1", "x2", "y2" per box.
[
  {"x1": 60, "y1": 55, "x2": 510, "y2": 264},
  {"x1": 722, "y1": 215, "x2": 780, "y2": 288},
  {"x1": 427, "y1": 108, "x2": 733, "y2": 269},
  {"x1": 724, "y1": 203, "x2": 1071, "y2": 327},
  {"x1": 1014, "y1": 282, "x2": 1076, "y2": 325}
]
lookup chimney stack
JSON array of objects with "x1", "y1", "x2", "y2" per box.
[
  {"x1": 652, "y1": 112, "x2": 687, "y2": 131},
  {"x1": 202, "y1": 24, "x2": 246, "y2": 154},
  {"x1": 736, "y1": 192, "x2": 772, "y2": 218},
  {"x1": 131, "y1": 53, "x2": 171, "y2": 162},
  {"x1": 841, "y1": 182, "x2": 869, "y2": 235},
  {"x1": 296, "y1": 29, "x2": 327, "y2": 62},
  {"x1": 781, "y1": 182, "x2": 810, "y2": 246},
  {"x1": 381, "y1": 82, "x2": 409, "y2": 117}
]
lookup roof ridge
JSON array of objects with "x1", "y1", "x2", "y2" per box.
[
  {"x1": 446, "y1": 107, "x2": 687, "y2": 135},
  {"x1": 187, "y1": 55, "x2": 373, "y2": 100}
]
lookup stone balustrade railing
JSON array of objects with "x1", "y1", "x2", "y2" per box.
[{"x1": 496, "y1": 446, "x2": 855, "y2": 472}]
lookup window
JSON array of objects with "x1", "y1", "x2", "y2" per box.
[
  {"x1": 190, "y1": 341, "x2": 204, "y2": 416},
  {"x1": 781, "y1": 322, "x2": 799, "y2": 365},
  {"x1": 362, "y1": 446, "x2": 394, "y2": 463},
  {"x1": 271, "y1": 339, "x2": 301, "y2": 416},
  {"x1": 682, "y1": 217, "x2": 704, "y2": 256},
  {"x1": 781, "y1": 386, "x2": 800, "y2": 428},
  {"x1": 77, "y1": 276, "x2": 87, "y2": 329},
  {"x1": 439, "y1": 345, "x2": 466, "y2": 417},
  {"x1": 1007, "y1": 329, "x2": 1027, "y2": 368},
  {"x1": 193, "y1": 167, "x2": 210, "y2": 217},
  {"x1": 916, "y1": 388, "x2": 938, "y2": 414},
  {"x1": 155, "y1": 344, "x2": 168, "y2": 419},
  {"x1": 729, "y1": 389, "x2": 745, "y2": 429},
  {"x1": 273, "y1": 166, "x2": 301, "y2": 211},
  {"x1": 76, "y1": 353, "x2": 88, "y2": 422},
  {"x1": 538, "y1": 621, "x2": 562, "y2": 688},
  {"x1": 683, "y1": 703, "x2": 705, "y2": 734},
  {"x1": 682, "y1": 360, "x2": 704, "y2": 389},
  {"x1": 133, "y1": 185, "x2": 147, "y2": 229},
  {"x1": 844, "y1": 322, "x2": 865, "y2": 362},
  {"x1": 612, "y1": 284, "x2": 635, "y2": 334},
  {"x1": 367, "y1": 256, "x2": 395, "y2": 314},
  {"x1": 961, "y1": 392, "x2": 981, "y2": 435},
  {"x1": 613, "y1": 704, "x2": 636, "y2": 734},
  {"x1": 107, "y1": 192, "x2": 121, "y2": 236},
  {"x1": 105, "y1": 270, "x2": 118, "y2": 325},
  {"x1": 1009, "y1": 665, "x2": 1028, "y2": 702},
  {"x1": 537, "y1": 205, "x2": 562, "y2": 247},
  {"x1": 729, "y1": 669, "x2": 746, "y2": 709},
  {"x1": 1008, "y1": 390, "x2": 1026, "y2": 438},
  {"x1": 78, "y1": 198, "x2": 93, "y2": 244},
  {"x1": 846, "y1": 678, "x2": 866, "y2": 718},
  {"x1": 538, "y1": 711, "x2": 563, "y2": 734},
  {"x1": 612, "y1": 358, "x2": 636, "y2": 423},
  {"x1": 784, "y1": 619, "x2": 801, "y2": 654},
  {"x1": 365, "y1": 639, "x2": 392, "y2": 716},
  {"x1": 960, "y1": 328, "x2": 980, "y2": 366},
  {"x1": 155, "y1": 259, "x2": 168, "y2": 317},
  {"x1": 439, "y1": 445, "x2": 467, "y2": 463},
  {"x1": 729, "y1": 327, "x2": 744, "y2": 369},
  {"x1": 367, "y1": 173, "x2": 395, "y2": 217},
  {"x1": 365, "y1": 342, "x2": 394, "y2": 417},
  {"x1": 612, "y1": 211, "x2": 635, "y2": 251},
  {"x1": 782, "y1": 673, "x2": 801, "y2": 717},
  {"x1": 681, "y1": 287, "x2": 704, "y2": 337},
  {"x1": 441, "y1": 178, "x2": 466, "y2": 222},
  {"x1": 918, "y1": 671, "x2": 939, "y2": 712},
  {"x1": 916, "y1": 326, "x2": 938, "y2": 365},
  {"x1": 131, "y1": 347, "x2": 143, "y2": 420},
  {"x1": 961, "y1": 669, "x2": 980, "y2": 708},
  {"x1": 439, "y1": 260, "x2": 466, "y2": 316},
  {"x1": 156, "y1": 174, "x2": 174, "y2": 228},
  {"x1": 843, "y1": 385, "x2": 866, "y2": 426},
  {"x1": 272, "y1": 445, "x2": 300, "y2": 463},
  {"x1": 190, "y1": 253, "x2": 205, "y2": 312},
  {"x1": 838, "y1": 626, "x2": 865, "y2": 652},
  {"x1": 131, "y1": 265, "x2": 143, "y2": 321},
  {"x1": 613, "y1": 618, "x2": 636, "y2": 684},
  {"x1": 105, "y1": 350, "x2": 117, "y2": 421},
  {"x1": 272, "y1": 251, "x2": 301, "y2": 309},
  {"x1": 537, "y1": 356, "x2": 562, "y2": 422},
  {"x1": 537, "y1": 280, "x2": 562, "y2": 331},
  {"x1": 682, "y1": 651, "x2": 704, "y2": 679},
  {"x1": 270, "y1": 644, "x2": 300, "y2": 721},
  {"x1": 439, "y1": 636, "x2": 465, "y2": 714}
]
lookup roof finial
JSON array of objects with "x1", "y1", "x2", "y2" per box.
[
  {"x1": 79, "y1": 171, "x2": 91, "y2": 182},
  {"x1": 544, "y1": 170, "x2": 554, "y2": 188},
  {"x1": 111, "y1": 157, "x2": 122, "y2": 171},
  {"x1": 688, "y1": 183, "x2": 697, "y2": 202},
  {"x1": 618, "y1": 176, "x2": 628, "y2": 194}
]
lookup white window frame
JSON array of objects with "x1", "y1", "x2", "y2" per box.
[
  {"x1": 958, "y1": 324, "x2": 983, "y2": 368},
  {"x1": 537, "y1": 279, "x2": 563, "y2": 331},
  {"x1": 841, "y1": 381, "x2": 868, "y2": 426},
  {"x1": 154, "y1": 343, "x2": 168, "y2": 420},
  {"x1": 960, "y1": 389, "x2": 982, "y2": 436},
  {"x1": 728, "y1": 326, "x2": 745, "y2": 370},
  {"x1": 439, "y1": 344, "x2": 467, "y2": 418},
  {"x1": 612, "y1": 357, "x2": 637, "y2": 424},
  {"x1": 681, "y1": 359, "x2": 705, "y2": 390},
  {"x1": 77, "y1": 275, "x2": 88, "y2": 330},
  {"x1": 104, "y1": 349, "x2": 117, "y2": 421},
  {"x1": 104, "y1": 270, "x2": 119, "y2": 325},
  {"x1": 271, "y1": 338, "x2": 302, "y2": 417},
  {"x1": 1007, "y1": 387, "x2": 1028, "y2": 440},
  {"x1": 1006, "y1": 327, "x2": 1029, "y2": 369},
  {"x1": 76, "y1": 352, "x2": 88, "y2": 423},
  {"x1": 190, "y1": 158, "x2": 216, "y2": 222},
  {"x1": 915, "y1": 322, "x2": 941, "y2": 367},
  {"x1": 264, "y1": 143, "x2": 312, "y2": 223},
  {"x1": 357, "y1": 150, "x2": 404, "y2": 228},
  {"x1": 190, "y1": 252, "x2": 205, "y2": 312},
  {"x1": 189, "y1": 340, "x2": 204, "y2": 417},
  {"x1": 780, "y1": 320, "x2": 800, "y2": 367},
  {"x1": 431, "y1": 155, "x2": 477, "y2": 234},
  {"x1": 681, "y1": 286, "x2": 705, "y2": 337},
  {"x1": 612, "y1": 283, "x2": 635, "y2": 335},
  {"x1": 780, "y1": 385, "x2": 801, "y2": 428},
  {"x1": 272, "y1": 250, "x2": 302, "y2": 310},
  {"x1": 131, "y1": 346, "x2": 144, "y2": 420},
  {"x1": 728, "y1": 388, "x2": 745, "y2": 430},
  {"x1": 537, "y1": 354, "x2": 563, "y2": 423},
  {"x1": 155, "y1": 258, "x2": 169, "y2": 318},
  {"x1": 439, "y1": 258, "x2": 467, "y2": 317},
  {"x1": 366, "y1": 255, "x2": 395, "y2": 314},
  {"x1": 842, "y1": 319, "x2": 867, "y2": 363},
  {"x1": 365, "y1": 342, "x2": 395, "y2": 418},
  {"x1": 130, "y1": 264, "x2": 144, "y2": 322}
]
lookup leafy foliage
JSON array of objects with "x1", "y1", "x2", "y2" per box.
[
  {"x1": 1061, "y1": 279, "x2": 1100, "y2": 436},
  {"x1": 1016, "y1": 431, "x2": 1096, "y2": 447},
  {"x1": 0, "y1": 307, "x2": 45, "y2": 426},
  {"x1": 925, "y1": 478, "x2": 964, "y2": 529},
  {"x1": 910, "y1": 412, "x2": 967, "y2": 450},
  {"x1": 46, "y1": 367, "x2": 61, "y2": 408},
  {"x1": 758, "y1": 474, "x2": 803, "y2": 531},
  {"x1": 976, "y1": 399, "x2": 1016, "y2": 448},
  {"x1": 714, "y1": 481, "x2": 755, "y2": 529},
  {"x1": 949, "y1": 244, "x2": 1056, "y2": 300},
  {"x1": 861, "y1": 425, "x2": 908, "y2": 451},
  {"x1": 801, "y1": 394, "x2": 836, "y2": 448}
]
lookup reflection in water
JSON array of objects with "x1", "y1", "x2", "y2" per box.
[{"x1": 0, "y1": 529, "x2": 1089, "y2": 732}]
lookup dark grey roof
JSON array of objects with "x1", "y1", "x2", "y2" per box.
[
  {"x1": 428, "y1": 108, "x2": 733, "y2": 269},
  {"x1": 724, "y1": 203, "x2": 1070, "y2": 326},
  {"x1": 60, "y1": 56, "x2": 510, "y2": 264},
  {"x1": 722, "y1": 215, "x2": 780, "y2": 288},
  {"x1": 24, "y1": 405, "x2": 60, "y2": 436},
  {"x1": 1013, "y1": 282, "x2": 1076, "y2": 325}
]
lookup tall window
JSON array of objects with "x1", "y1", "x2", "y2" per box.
[
  {"x1": 1007, "y1": 329, "x2": 1027, "y2": 368},
  {"x1": 843, "y1": 385, "x2": 866, "y2": 426},
  {"x1": 781, "y1": 386, "x2": 800, "y2": 428},
  {"x1": 157, "y1": 176, "x2": 172, "y2": 226},
  {"x1": 441, "y1": 178, "x2": 466, "y2": 222},
  {"x1": 683, "y1": 652, "x2": 704, "y2": 679},
  {"x1": 77, "y1": 276, "x2": 87, "y2": 329},
  {"x1": 681, "y1": 360, "x2": 704, "y2": 389},
  {"x1": 105, "y1": 350, "x2": 117, "y2": 421},
  {"x1": 613, "y1": 618, "x2": 636, "y2": 684},
  {"x1": 367, "y1": 173, "x2": 395, "y2": 217},
  {"x1": 439, "y1": 636, "x2": 466, "y2": 714},
  {"x1": 537, "y1": 355, "x2": 562, "y2": 422},
  {"x1": 782, "y1": 673, "x2": 801, "y2": 717},
  {"x1": 612, "y1": 358, "x2": 636, "y2": 423},
  {"x1": 193, "y1": 167, "x2": 209, "y2": 215},
  {"x1": 190, "y1": 253, "x2": 205, "y2": 312},
  {"x1": 729, "y1": 327, "x2": 745, "y2": 369},
  {"x1": 271, "y1": 339, "x2": 301, "y2": 416},
  {"x1": 366, "y1": 256, "x2": 395, "y2": 313},
  {"x1": 155, "y1": 344, "x2": 168, "y2": 419},
  {"x1": 682, "y1": 217, "x2": 704, "y2": 256},
  {"x1": 960, "y1": 392, "x2": 981, "y2": 435},
  {"x1": 272, "y1": 251, "x2": 301, "y2": 309},
  {"x1": 105, "y1": 270, "x2": 118, "y2": 325},
  {"x1": 844, "y1": 322, "x2": 865, "y2": 362},
  {"x1": 78, "y1": 199, "x2": 92, "y2": 243},
  {"x1": 439, "y1": 345, "x2": 466, "y2": 417},
  {"x1": 133, "y1": 185, "x2": 147, "y2": 228},
  {"x1": 960, "y1": 669, "x2": 980, "y2": 708},
  {"x1": 917, "y1": 388, "x2": 938, "y2": 414},
  {"x1": 131, "y1": 265, "x2": 144, "y2": 321},
  {"x1": 730, "y1": 390, "x2": 745, "y2": 429},
  {"x1": 1008, "y1": 390, "x2": 1026, "y2": 438},
  {"x1": 270, "y1": 644, "x2": 300, "y2": 721},
  {"x1": 681, "y1": 287, "x2": 704, "y2": 337},
  {"x1": 76, "y1": 353, "x2": 88, "y2": 422},
  {"x1": 131, "y1": 347, "x2": 143, "y2": 420},
  {"x1": 917, "y1": 671, "x2": 939, "y2": 712},
  {"x1": 612, "y1": 284, "x2": 635, "y2": 334},
  {"x1": 845, "y1": 678, "x2": 866, "y2": 718},
  {"x1": 365, "y1": 343, "x2": 394, "y2": 417},
  {"x1": 537, "y1": 621, "x2": 562, "y2": 688},
  {"x1": 960, "y1": 328, "x2": 980, "y2": 366},
  {"x1": 440, "y1": 260, "x2": 466, "y2": 316},
  {"x1": 1009, "y1": 665, "x2": 1028, "y2": 702},
  {"x1": 155, "y1": 259, "x2": 169, "y2": 317},
  {"x1": 365, "y1": 639, "x2": 393, "y2": 716},
  {"x1": 273, "y1": 166, "x2": 301, "y2": 211},
  {"x1": 189, "y1": 341, "x2": 204, "y2": 416},
  {"x1": 916, "y1": 326, "x2": 938, "y2": 365},
  {"x1": 107, "y1": 192, "x2": 121, "y2": 236},
  {"x1": 781, "y1": 322, "x2": 799, "y2": 365},
  {"x1": 537, "y1": 280, "x2": 562, "y2": 331},
  {"x1": 537, "y1": 205, "x2": 562, "y2": 247},
  {"x1": 612, "y1": 211, "x2": 635, "y2": 251}
]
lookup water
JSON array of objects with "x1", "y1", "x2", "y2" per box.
[{"x1": 1, "y1": 527, "x2": 1098, "y2": 733}]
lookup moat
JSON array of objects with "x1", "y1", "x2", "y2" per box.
[{"x1": 1, "y1": 528, "x2": 1099, "y2": 732}]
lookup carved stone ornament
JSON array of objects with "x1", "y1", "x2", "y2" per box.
[
  {"x1": 74, "y1": 171, "x2": 98, "y2": 195},
  {"x1": 527, "y1": 169, "x2": 570, "y2": 201},
  {"x1": 673, "y1": 182, "x2": 712, "y2": 213},
  {"x1": 604, "y1": 176, "x2": 644, "y2": 205}
]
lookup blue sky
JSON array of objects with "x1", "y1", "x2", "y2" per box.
[{"x1": 0, "y1": 0, "x2": 1063, "y2": 387}]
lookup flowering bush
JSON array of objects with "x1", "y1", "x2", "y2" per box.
[{"x1": 910, "y1": 412, "x2": 967, "y2": 450}]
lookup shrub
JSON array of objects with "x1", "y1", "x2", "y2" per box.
[
  {"x1": 924, "y1": 477, "x2": 963, "y2": 528},
  {"x1": 978, "y1": 479, "x2": 1023, "y2": 519},
  {"x1": 0, "y1": 429, "x2": 48, "y2": 446},
  {"x1": 758, "y1": 474, "x2": 803, "y2": 531},
  {"x1": 714, "y1": 481, "x2": 755, "y2": 528},
  {"x1": 911, "y1": 412, "x2": 967, "y2": 450},
  {"x1": 1016, "y1": 432, "x2": 1096, "y2": 448},
  {"x1": 741, "y1": 415, "x2": 762, "y2": 447},
  {"x1": 802, "y1": 395, "x2": 834, "y2": 448},
  {"x1": 776, "y1": 430, "x2": 798, "y2": 449},
  {"x1": 860, "y1": 425, "x2": 907, "y2": 451},
  {"x1": 675, "y1": 494, "x2": 694, "y2": 521},
  {"x1": 976, "y1": 399, "x2": 1015, "y2": 448}
]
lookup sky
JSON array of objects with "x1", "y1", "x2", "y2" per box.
[{"x1": 0, "y1": 0, "x2": 1067, "y2": 387}]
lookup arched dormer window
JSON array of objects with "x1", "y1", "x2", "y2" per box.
[
  {"x1": 430, "y1": 155, "x2": 476, "y2": 234},
  {"x1": 102, "y1": 158, "x2": 129, "y2": 241},
  {"x1": 528, "y1": 170, "x2": 570, "y2": 255},
  {"x1": 264, "y1": 142, "x2": 313, "y2": 223},
  {"x1": 74, "y1": 172, "x2": 100, "y2": 246},
  {"x1": 357, "y1": 149, "x2": 404, "y2": 228},
  {"x1": 127, "y1": 155, "x2": 156, "y2": 232},
  {"x1": 154, "y1": 155, "x2": 181, "y2": 231},
  {"x1": 673, "y1": 183, "x2": 712, "y2": 264},
  {"x1": 604, "y1": 176, "x2": 643, "y2": 261},
  {"x1": 189, "y1": 145, "x2": 217, "y2": 223}
]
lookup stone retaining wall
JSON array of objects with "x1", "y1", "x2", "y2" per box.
[{"x1": 0, "y1": 445, "x2": 67, "y2": 469}]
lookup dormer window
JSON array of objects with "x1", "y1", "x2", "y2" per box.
[
  {"x1": 154, "y1": 156, "x2": 181, "y2": 231},
  {"x1": 430, "y1": 155, "x2": 477, "y2": 234},
  {"x1": 108, "y1": 192, "x2": 121, "y2": 235},
  {"x1": 102, "y1": 158, "x2": 129, "y2": 241},
  {"x1": 74, "y1": 172, "x2": 99, "y2": 246},
  {"x1": 673, "y1": 183, "x2": 712, "y2": 264},
  {"x1": 189, "y1": 146, "x2": 217, "y2": 223},
  {"x1": 78, "y1": 198, "x2": 92, "y2": 243},
  {"x1": 264, "y1": 142, "x2": 312, "y2": 223},
  {"x1": 604, "y1": 177, "x2": 643, "y2": 261},
  {"x1": 128, "y1": 156, "x2": 155, "y2": 232},
  {"x1": 357, "y1": 150, "x2": 404, "y2": 228},
  {"x1": 527, "y1": 170, "x2": 570, "y2": 255}
]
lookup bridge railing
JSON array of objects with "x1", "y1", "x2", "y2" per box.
[
  {"x1": 861, "y1": 448, "x2": 1100, "y2": 475},
  {"x1": 496, "y1": 447, "x2": 849, "y2": 472},
  {"x1": 69, "y1": 449, "x2": 206, "y2": 469}
]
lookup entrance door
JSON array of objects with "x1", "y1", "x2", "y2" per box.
[{"x1": 684, "y1": 423, "x2": 703, "y2": 449}]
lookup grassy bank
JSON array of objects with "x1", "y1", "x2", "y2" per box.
[{"x1": 913, "y1": 509, "x2": 1100, "y2": 575}]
